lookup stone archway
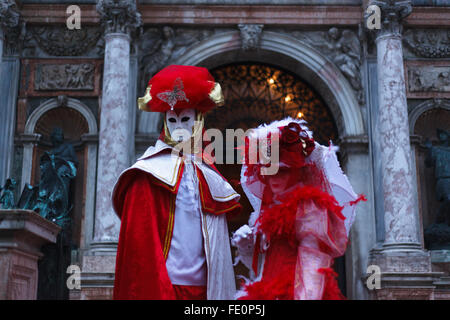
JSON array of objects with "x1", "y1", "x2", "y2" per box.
[
  {"x1": 173, "y1": 31, "x2": 365, "y2": 296},
  {"x1": 174, "y1": 30, "x2": 364, "y2": 138},
  {"x1": 22, "y1": 97, "x2": 98, "y2": 251},
  {"x1": 409, "y1": 99, "x2": 450, "y2": 248}
]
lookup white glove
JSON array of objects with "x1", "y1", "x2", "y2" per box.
[{"x1": 231, "y1": 224, "x2": 255, "y2": 270}]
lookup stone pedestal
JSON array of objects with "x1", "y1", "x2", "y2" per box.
[
  {"x1": 368, "y1": 245, "x2": 438, "y2": 299},
  {"x1": 0, "y1": 210, "x2": 61, "y2": 300},
  {"x1": 430, "y1": 250, "x2": 450, "y2": 300},
  {"x1": 79, "y1": 255, "x2": 116, "y2": 300}
]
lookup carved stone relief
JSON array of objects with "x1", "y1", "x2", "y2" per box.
[
  {"x1": 138, "y1": 26, "x2": 215, "y2": 91},
  {"x1": 21, "y1": 60, "x2": 102, "y2": 97},
  {"x1": 22, "y1": 26, "x2": 104, "y2": 58},
  {"x1": 238, "y1": 24, "x2": 264, "y2": 51},
  {"x1": 1, "y1": 0, "x2": 23, "y2": 56},
  {"x1": 408, "y1": 66, "x2": 450, "y2": 93},
  {"x1": 0, "y1": 0, "x2": 20, "y2": 29},
  {"x1": 289, "y1": 27, "x2": 364, "y2": 105},
  {"x1": 35, "y1": 63, "x2": 95, "y2": 91},
  {"x1": 403, "y1": 29, "x2": 450, "y2": 59},
  {"x1": 406, "y1": 61, "x2": 450, "y2": 99}
]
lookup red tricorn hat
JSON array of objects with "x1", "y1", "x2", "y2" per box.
[{"x1": 138, "y1": 65, "x2": 224, "y2": 113}]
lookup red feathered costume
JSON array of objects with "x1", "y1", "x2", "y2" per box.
[
  {"x1": 233, "y1": 118, "x2": 364, "y2": 300},
  {"x1": 112, "y1": 65, "x2": 241, "y2": 300}
]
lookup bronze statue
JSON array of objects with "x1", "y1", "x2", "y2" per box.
[
  {"x1": 34, "y1": 127, "x2": 78, "y2": 226},
  {"x1": 424, "y1": 128, "x2": 450, "y2": 250},
  {"x1": 36, "y1": 127, "x2": 78, "y2": 300},
  {"x1": 0, "y1": 178, "x2": 16, "y2": 209}
]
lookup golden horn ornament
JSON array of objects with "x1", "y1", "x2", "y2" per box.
[
  {"x1": 137, "y1": 85, "x2": 152, "y2": 111},
  {"x1": 209, "y1": 82, "x2": 225, "y2": 107}
]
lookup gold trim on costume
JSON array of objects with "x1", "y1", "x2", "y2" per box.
[
  {"x1": 197, "y1": 171, "x2": 240, "y2": 214},
  {"x1": 138, "y1": 85, "x2": 152, "y2": 111},
  {"x1": 208, "y1": 192, "x2": 239, "y2": 200},
  {"x1": 163, "y1": 194, "x2": 176, "y2": 260}
]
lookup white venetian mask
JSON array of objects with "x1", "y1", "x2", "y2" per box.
[{"x1": 165, "y1": 108, "x2": 196, "y2": 143}]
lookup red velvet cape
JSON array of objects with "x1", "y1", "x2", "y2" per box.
[{"x1": 112, "y1": 163, "x2": 241, "y2": 300}]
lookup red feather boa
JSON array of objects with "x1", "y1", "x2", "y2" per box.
[
  {"x1": 239, "y1": 185, "x2": 348, "y2": 300},
  {"x1": 256, "y1": 185, "x2": 345, "y2": 245}
]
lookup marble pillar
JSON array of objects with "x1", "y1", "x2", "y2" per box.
[
  {"x1": 0, "y1": 0, "x2": 20, "y2": 185},
  {"x1": 91, "y1": 0, "x2": 141, "y2": 252},
  {"x1": 375, "y1": 33, "x2": 421, "y2": 251},
  {"x1": 93, "y1": 32, "x2": 132, "y2": 248},
  {"x1": 366, "y1": 0, "x2": 435, "y2": 299},
  {"x1": 0, "y1": 26, "x2": 3, "y2": 62},
  {"x1": 368, "y1": 0, "x2": 424, "y2": 254},
  {"x1": 79, "y1": 1, "x2": 141, "y2": 300}
]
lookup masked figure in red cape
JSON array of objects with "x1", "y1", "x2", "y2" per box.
[
  {"x1": 231, "y1": 118, "x2": 365, "y2": 300},
  {"x1": 112, "y1": 65, "x2": 241, "y2": 300}
]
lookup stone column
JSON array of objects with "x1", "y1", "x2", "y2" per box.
[
  {"x1": 0, "y1": 24, "x2": 3, "y2": 62},
  {"x1": 372, "y1": 0, "x2": 422, "y2": 251},
  {"x1": 366, "y1": 0, "x2": 437, "y2": 299},
  {"x1": 91, "y1": 0, "x2": 141, "y2": 251},
  {"x1": 0, "y1": 0, "x2": 20, "y2": 185},
  {"x1": 339, "y1": 135, "x2": 377, "y2": 300},
  {"x1": 79, "y1": 1, "x2": 141, "y2": 300}
]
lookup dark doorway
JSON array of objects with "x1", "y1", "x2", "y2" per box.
[{"x1": 205, "y1": 62, "x2": 345, "y2": 295}]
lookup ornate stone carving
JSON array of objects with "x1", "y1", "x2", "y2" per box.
[
  {"x1": 408, "y1": 65, "x2": 450, "y2": 93},
  {"x1": 406, "y1": 62, "x2": 450, "y2": 99},
  {"x1": 403, "y1": 29, "x2": 450, "y2": 59},
  {"x1": 238, "y1": 24, "x2": 264, "y2": 51},
  {"x1": 138, "y1": 26, "x2": 214, "y2": 92},
  {"x1": 292, "y1": 28, "x2": 364, "y2": 104},
  {"x1": 1, "y1": 0, "x2": 23, "y2": 55},
  {"x1": 23, "y1": 26, "x2": 103, "y2": 57},
  {"x1": 35, "y1": 63, "x2": 95, "y2": 91},
  {"x1": 96, "y1": 0, "x2": 142, "y2": 35},
  {"x1": 2, "y1": 18, "x2": 24, "y2": 56},
  {"x1": 366, "y1": 0, "x2": 412, "y2": 37},
  {"x1": 0, "y1": 0, "x2": 20, "y2": 29}
]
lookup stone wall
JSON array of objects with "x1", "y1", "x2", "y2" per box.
[{"x1": 1, "y1": 0, "x2": 449, "y2": 300}]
